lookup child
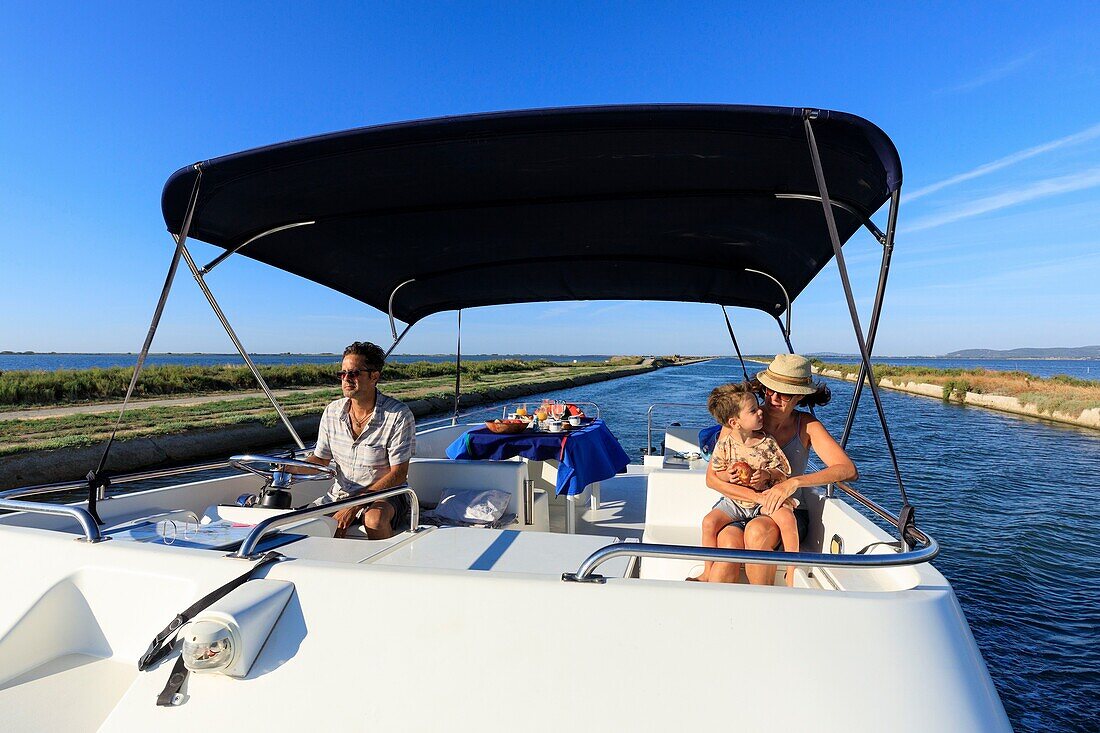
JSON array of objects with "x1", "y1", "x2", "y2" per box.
[{"x1": 693, "y1": 383, "x2": 800, "y2": 586}]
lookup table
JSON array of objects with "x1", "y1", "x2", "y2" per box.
[{"x1": 445, "y1": 419, "x2": 630, "y2": 533}]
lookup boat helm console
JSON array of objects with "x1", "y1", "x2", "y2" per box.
[{"x1": 228, "y1": 454, "x2": 336, "y2": 510}]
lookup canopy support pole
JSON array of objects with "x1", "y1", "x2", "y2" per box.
[
  {"x1": 774, "y1": 193, "x2": 887, "y2": 244},
  {"x1": 839, "y1": 189, "x2": 900, "y2": 448},
  {"x1": 720, "y1": 306, "x2": 750, "y2": 382},
  {"x1": 388, "y1": 279, "x2": 416, "y2": 341},
  {"x1": 804, "y1": 112, "x2": 912, "y2": 548},
  {"x1": 452, "y1": 310, "x2": 463, "y2": 425},
  {"x1": 773, "y1": 315, "x2": 795, "y2": 354},
  {"x1": 177, "y1": 242, "x2": 305, "y2": 450},
  {"x1": 87, "y1": 166, "x2": 203, "y2": 523},
  {"x1": 200, "y1": 221, "x2": 316, "y2": 275},
  {"x1": 384, "y1": 323, "x2": 413, "y2": 359},
  {"x1": 744, "y1": 268, "x2": 791, "y2": 338}
]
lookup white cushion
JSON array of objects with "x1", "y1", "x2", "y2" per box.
[{"x1": 432, "y1": 488, "x2": 511, "y2": 524}]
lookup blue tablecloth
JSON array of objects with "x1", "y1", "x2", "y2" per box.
[{"x1": 445, "y1": 419, "x2": 630, "y2": 496}]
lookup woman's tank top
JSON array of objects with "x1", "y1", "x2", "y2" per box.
[{"x1": 781, "y1": 412, "x2": 810, "y2": 506}]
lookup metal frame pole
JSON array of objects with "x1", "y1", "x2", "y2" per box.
[
  {"x1": 720, "y1": 306, "x2": 750, "y2": 381},
  {"x1": 839, "y1": 189, "x2": 900, "y2": 451},
  {"x1": 452, "y1": 309, "x2": 462, "y2": 425},
  {"x1": 804, "y1": 114, "x2": 911, "y2": 541},
  {"x1": 177, "y1": 242, "x2": 306, "y2": 450}
]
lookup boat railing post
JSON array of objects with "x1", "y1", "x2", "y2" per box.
[
  {"x1": 563, "y1": 533, "x2": 939, "y2": 583},
  {"x1": 0, "y1": 499, "x2": 107, "y2": 543},
  {"x1": 233, "y1": 485, "x2": 419, "y2": 559}
]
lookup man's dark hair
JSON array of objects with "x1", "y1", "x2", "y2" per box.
[{"x1": 343, "y1": 341, "x2": 385, "y2": 371}]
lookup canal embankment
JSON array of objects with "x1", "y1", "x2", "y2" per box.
[
  {"x1": 0, "y1": 357, "x2": 708, "y2": 489},
  {"x1": 808, "y1": 361, "x2": 1100, "y2": 431}
]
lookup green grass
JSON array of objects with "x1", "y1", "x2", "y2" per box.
[
  {"x1": 0, "y1": 358, "x2": 621, "y2": 408},
  {"x1": 0, "y1": 361, "x2": 654, "y2": 456},
  {"x1": 810, "y1": 360, "x2": 1100, "y2": 416}
]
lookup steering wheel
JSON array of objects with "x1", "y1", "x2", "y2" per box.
[{"x1": 229, "y1": 454, "x2": 337, "y2": 484}]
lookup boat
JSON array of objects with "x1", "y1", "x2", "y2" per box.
[{"x1": 0, "y1": 105, "x2": 1012, "y2": 731}]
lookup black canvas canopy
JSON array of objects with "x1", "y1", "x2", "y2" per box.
[{"x1": 161, "y1": 104, "x2": 901, "y2": 324}]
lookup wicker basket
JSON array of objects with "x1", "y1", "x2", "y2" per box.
[{"x1": 484, "y1": 420, "x2": 527, "y2": 434}]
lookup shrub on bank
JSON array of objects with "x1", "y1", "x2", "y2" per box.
[{"x1": 0, "y1": 359, "x2": 566, "y2": 407}]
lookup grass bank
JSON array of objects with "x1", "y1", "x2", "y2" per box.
[
  {"x1": 810, "y1": 360, "x2": 1100, "y2": 427},
  {"x1": 0, "y1": 358, "x2": 633, "y2": 408},
  {"x1": 0, "y1": 361, "x2": 657, "y2": 458}
]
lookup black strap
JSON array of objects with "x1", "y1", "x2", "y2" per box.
[
  {"x1": 138, "y1": 551, "x2": 283, "y2": 672},
  {"x1": 84, "y1": 470, "x2": 109, "y2": 525},
  {"x1": 156, "y1": 656, "x2": 189, "y2": 707}
]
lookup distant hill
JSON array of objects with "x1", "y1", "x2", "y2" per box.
[{"x1": 943, "y1": 346, "x2": 1100, "y2": 359}]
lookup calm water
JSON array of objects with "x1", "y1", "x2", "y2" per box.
[
  {"x1": 45, "y1": 358, "x2": 1100, "y2": 731},
  {"x1": 0, "y1": 353, "x2": 612, "y2": 371}
]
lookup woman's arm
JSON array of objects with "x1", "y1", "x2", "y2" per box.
[
  {"x1": 706, "y1": 461, "x2": 763, "y2": 504},
  {"x1": 758, "y1": 417, "x2": 857, "y2": 514}
]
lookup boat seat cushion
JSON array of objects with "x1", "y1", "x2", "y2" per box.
[
  {"x1": 640, "y1": 469, "x2": 722, "y2": 580},
  {"x1": 407, "y1": 458, "x2": 527, "y2": 523}
]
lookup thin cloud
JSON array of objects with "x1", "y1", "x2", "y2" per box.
[
  {"x1": 941, "y1": 52, "x2": 1035, "y2": 94},
  {"x1": 908, "y1": 123, "x2": 1100, "y2": 201},
  {"x1": 902, "y1": 167, "x2": 1100, "y2": 233}
]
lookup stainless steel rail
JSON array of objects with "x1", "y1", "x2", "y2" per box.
[
  {"x1": 645, "y1": 402, "x2": 708, "y2": 455},
  {"x1": 416, "y1": 406, "x2": 505, "y2": 430},
  {"x1": 0, "y1": 499, "x2": 106, "y2": 543},
  {"x1": 233, "y1": 485, "x2": 419, "y2": 559},
  {"x1": 562, "y1": 535, "x2": 939, "y2": 583},
  {"x1": 0, "y1": 458, "x2": 239, "y2": 501},
  {"x1": 831, "y1": 481, "x2": 931, "y2": 546}
]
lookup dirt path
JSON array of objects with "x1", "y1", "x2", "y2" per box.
[{"x1": 0, "y1": 387, "x2": 326, "y2": 421}]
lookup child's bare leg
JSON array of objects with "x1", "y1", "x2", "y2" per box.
[
  {"x1": 770, "y1": 505, "x2": 800, "y2": 587},
  {"x1": 694, "y1": 508, "x2": 731, "y2": 581}
]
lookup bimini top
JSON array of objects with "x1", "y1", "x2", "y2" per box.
[{"x1": 162, "y1": 104, "x2": 901, "y2": 324}]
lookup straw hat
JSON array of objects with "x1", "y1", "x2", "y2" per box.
[{"x1": 756, "y1": 354, "x2": 817, "y2": 395}]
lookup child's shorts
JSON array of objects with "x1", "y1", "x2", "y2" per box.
[
  {"x1": 713, "y1": 497, "x2": 761, "y2": 528},
  {"x1": 712, "y1": 498, "x2": 810, "y2": 539}
]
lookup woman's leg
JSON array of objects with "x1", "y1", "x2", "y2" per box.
[
  {"x1": 744, "y1": 516, "x2": 781, "y2": 585},
  {"x1": 708, "y1": 524, "x2": 746, "y2": 583},
  {"x1": 696, "y1": 508, "x2": 732, "y2": 581},
  {"x1": 769, "y1": 506, "x2": 800, "y2": 587}
]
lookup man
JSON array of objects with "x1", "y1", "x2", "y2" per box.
[{"x1": 303, "y1": 341, "x2": 416, "y2": 539}]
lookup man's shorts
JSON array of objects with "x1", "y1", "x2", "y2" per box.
[{"x1": 311, "y1": 492, "x2": 410, "y2": 531}]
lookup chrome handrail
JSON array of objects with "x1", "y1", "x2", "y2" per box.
[
  {"x1": 645, "y1": 402, "x2": 708, "y2": 455},
  {"x1": 0, "y1": 458, "x2": 240, "y2": 501},
  {"x1": 562, "y1": 536, "x2": 940, "y2": 583},
  {"x1": 831, "y1": 481, "x2": 931, "y2": 546},
  {"x1": 0, "y1": 499, "x2": 106, "y2": 543},
  {"x1": 416, "y1": 406, "x2": 504, "y2": 430},
  {"x1": 233, "y1": 484, "x2": 419, "y2": 559}
]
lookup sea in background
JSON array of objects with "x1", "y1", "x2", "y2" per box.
[
  {"x1": 0, "y1": 353, "x2": 612, "y2": 371},
  {"x1": 1, "y1": 352, "x2": 1098, "y2": 381},
  {"x1": 24, "y1": 357, "x2": 1099, "y2": 731}
]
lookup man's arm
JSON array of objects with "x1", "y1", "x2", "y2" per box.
[{"x1": 366, "y1": 461, "x2": 410, "y2": 493}]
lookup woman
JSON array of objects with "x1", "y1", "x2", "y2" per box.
[{"x1": 707, "y1": 353, "x2": 857, "y2": 585}]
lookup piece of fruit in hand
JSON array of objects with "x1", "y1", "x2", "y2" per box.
[{"x1": 731, "y1": 461, "x2": 753, "y2": 484}]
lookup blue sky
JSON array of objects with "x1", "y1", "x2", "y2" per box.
[{"x1": 1, "y1": 2, "x2": 1097, "y2": 357}]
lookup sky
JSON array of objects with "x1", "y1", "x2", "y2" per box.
[{"x1": 0, "y1": 2, "x2": 1097, "y2": 357}]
